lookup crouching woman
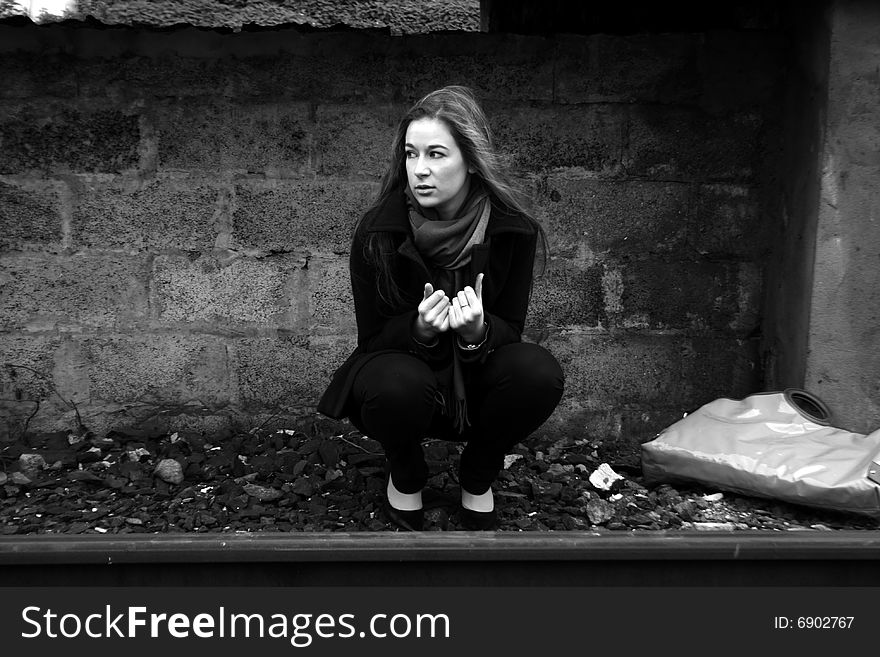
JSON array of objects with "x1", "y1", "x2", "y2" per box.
[{"x1": 318, "y1": 85, "x2": 564, "y2": 530}]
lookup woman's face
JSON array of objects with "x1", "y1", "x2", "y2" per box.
[{"x1": 405, "y1": 117, "x2": 472, "y2": 221}]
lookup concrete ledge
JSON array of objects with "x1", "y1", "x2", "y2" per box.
[
  {"x1": 4, "y1": 531, "x2": 880, "y2": 586},
  {"x1": 3, "y1": 530, "x2": 880, "y2": 563}
]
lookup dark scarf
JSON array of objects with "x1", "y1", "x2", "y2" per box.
[{"x1": 405, "y1": 180, "x2": 491, "y2": 433}]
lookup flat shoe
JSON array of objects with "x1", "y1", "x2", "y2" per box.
[
  {"x1": 384, "y1": 503, "x2": 424, "y2": 531},
  {"x1": 459, "y1": 506, "x2": 497, "y2": 531}
]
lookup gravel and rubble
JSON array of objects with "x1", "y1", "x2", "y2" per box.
[{"x1": 1, "y1": 423, "x2": 877, "y2": 535}]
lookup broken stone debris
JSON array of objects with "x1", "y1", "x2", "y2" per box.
[
  {"x1": 18, "y1": 453, "x2": 47, "y2": 479},
  {"x1": 154, "y1": 459, "x2": 184, "y2": 485},
  {"x1": 0, "y1": 427, "x2": 876, "y2": 534}
]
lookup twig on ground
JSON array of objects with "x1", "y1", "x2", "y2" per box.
[
  {"x1": 0, "y1": 397, "x2": 41, "y2": 442},
  {"x1": 249, "y1": 409, "x2": 284, "y2": 435},
  {"x1": 23, "y1": 398, "x2": 40, "y2": 437},
  {"x1": 337, "y1": 433, "x2": 381, "y2": 455},
  {"x1": 4, "y1": 364, "x2": 88, "y2": 434}
]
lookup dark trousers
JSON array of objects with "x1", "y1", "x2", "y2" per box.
[{"x1": 348, "y1": 342, "x2": 565, "y2": 495}]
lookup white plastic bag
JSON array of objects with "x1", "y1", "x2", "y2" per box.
[{"x1": 641, "y1": 389, "x2": 880, "y2": 517}]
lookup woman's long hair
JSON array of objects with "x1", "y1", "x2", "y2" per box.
[{"x1": 358, "y1": 85, "x2": 547, "y2": 307}]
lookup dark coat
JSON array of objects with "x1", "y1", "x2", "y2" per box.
[{"x1": 316, "y1": 188, "x2": 538, "y2": 419}]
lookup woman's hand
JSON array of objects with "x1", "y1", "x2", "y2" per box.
[
  {"x1": 414, "y1": 283, "x2": 450, "y2": 342},
  {"x1": 449, "y1": 273, "x2": 486, "y2": 344}
]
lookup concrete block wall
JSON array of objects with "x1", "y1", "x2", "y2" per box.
[
  {"x1": 803, "y1": 0, "x2": 880, "y2": 433},
  {"x1": 0, "y1": 21, "x2": 784, "y2": 460}
]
